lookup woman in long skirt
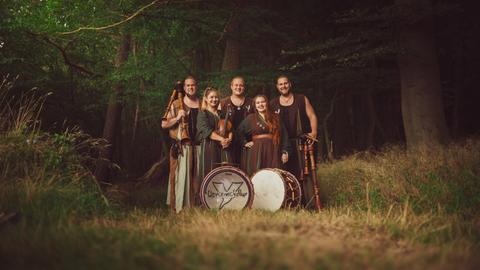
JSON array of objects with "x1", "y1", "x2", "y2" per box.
[
  {"x1": 236, "y1": 95, "x2": 290, "y2": 176},
  {"x1": 196, "y1": 87, "x2": 233, "y2": 183}
]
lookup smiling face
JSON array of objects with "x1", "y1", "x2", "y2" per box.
[
  {"x1": 230, "y1": 77, "x2": 245, "y2": 97},
  {"x1": 276, "y1": 77, "x2": 291, "y2": 96},
  {"x1": 206, "y1": 90, "x2": 219, "y2": 109},
  {"x1": 254, "y1": 96, "x2": 267, "y2": 113},
  {"x1": 184, "y1": 78, "x2": 197, "y2": 97}
]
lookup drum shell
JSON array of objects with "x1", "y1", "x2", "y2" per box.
[{"x1": 200, "y1": 166, "x2": 253, "y2": 210}]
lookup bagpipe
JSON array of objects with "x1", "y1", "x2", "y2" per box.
[{"x1": 162, "y1": 81, "x2": 190, "y2": 144}]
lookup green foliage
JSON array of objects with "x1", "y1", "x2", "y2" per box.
[
  {"x1": 319, "y1": 139, "x2": 480, "y2": 215},
  {"x1": 0, "y1": 76, "x2": 110, "y2": 227},
  {"x1": 0, "y1": 130, "x2": 111, "y2": 225}
]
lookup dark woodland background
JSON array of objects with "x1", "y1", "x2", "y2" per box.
[{"x1": 1, "y1": 0, "x2": 479, "y2": 182}]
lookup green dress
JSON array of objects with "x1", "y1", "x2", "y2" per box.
[{"x1": 196, "y1": 110, "x2": 232, "y2": 183}]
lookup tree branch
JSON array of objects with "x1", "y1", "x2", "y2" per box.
[
  {"x1": 56, "y1": 0, "x2": 207, "y2": 36},
  {"x1": 27, "y1": 31, "x2": 98, "y2": 77},
  {"x1": 57, "y1": 0, "x2": 161, "y2": 35}
]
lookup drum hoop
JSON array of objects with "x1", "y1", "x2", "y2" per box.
[
  {"x1": 252, "y1": 168, "x2": 302, "y2": 209},
  {"x1": 200, "y1": 166, "x2": 254, "y2": 209},
  {"x1": 250, "y1": 168, "x2": 283, "y2": 181}
]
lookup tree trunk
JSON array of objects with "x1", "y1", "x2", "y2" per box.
[
  {"x1": 365, "y1": 89, "x2": 377, "y2": 149},
  {"x1": 323, "y1": 90, "x2": 338, "y2": 161},
  {"x1": 396, "y1": 0, "x2": 449, "y2": 148},
  {"x1": 221, "y1": 1, "x2": 243, "y2": 71},
  {"x1": 94, "y1": 34, "x2": 131, "y2": 184}
]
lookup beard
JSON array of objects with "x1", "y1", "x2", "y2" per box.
[
  {"x1": 185, "y1": 92, "x2": 197, "y2": 99},
  {"x1": 280, "y1": 90, "x2": 290, "y2": 97}
]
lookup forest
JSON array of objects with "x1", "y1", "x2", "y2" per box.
[{"x1": 1, "y1": 0, "x2": 480, "y2": 269}]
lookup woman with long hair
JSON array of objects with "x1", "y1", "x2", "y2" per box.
[
  {"x1": 196, "y1": 87, "x2": 233, "y2": 182},
  {"x1": 236, "y1": 94, "x2": 290, "y2": 176}
]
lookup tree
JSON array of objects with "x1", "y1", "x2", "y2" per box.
[
  {"x1": 396, "y1": 0, "x2": 449, "y2": 148},
  {"x1": 94, "y1": 34, "x2": 131, "y2": 183}
]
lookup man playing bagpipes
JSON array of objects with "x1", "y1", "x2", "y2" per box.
[
  {"x1": 161, "y1": 76, "x2": 200, "y2": 213},
  {"x1": 270, "y1": 75, "x2": 321, "y2": 210}
]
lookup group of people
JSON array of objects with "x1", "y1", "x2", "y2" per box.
[{"x1": 161, "y1": 75, "x2": 318, "y2": 213}]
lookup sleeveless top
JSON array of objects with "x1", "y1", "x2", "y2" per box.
[
  {"x1": 270, "y1": 93, "x2": 311, "y2": 139},
  {"x1": 168, "y1": 98, "x2": 198, "y2": 144},
  {"x1": 219, "y1": 96, "x2": 255, "y2": 130}
]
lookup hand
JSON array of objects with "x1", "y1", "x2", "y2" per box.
[
  {"x1": 176, "y1": 109, "x2": 187, "y2": 121},
  {"x1": 307, "y1": 132, "x2": 317, "y2": 141},
  {"x1": 244, "y1": 141, "x2": 254, "y2": 148},
  {"x1": 281, "y1": 152, "x2": 288, "y2": 164},
  {"x1": 221, "y1": 138, "x2": 231, "y2": 148}
]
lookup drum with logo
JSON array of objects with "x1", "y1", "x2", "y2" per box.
[
  {"x1": 251, "y1": 168, "x2": 302, "y2": 211},
  {"x1": 200, "y1": 166, "x2": 253, "y2": 210}
]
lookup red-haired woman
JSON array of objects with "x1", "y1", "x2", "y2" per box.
[
  {"x1": 236, "y1": 95, "x2": 290, "y2": 176},
  {"x1": 196, "y1": 87, "x2": 233, "y2": 182}
]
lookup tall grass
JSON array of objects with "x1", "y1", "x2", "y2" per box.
[
  {"x1": 318, "y1": 141, "x2": 480, "y2": 215},
  {"x1": 0, "y1": 76, "x2": 109, "y2": 227}
]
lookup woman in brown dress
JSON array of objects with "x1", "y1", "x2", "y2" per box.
[
  {"x1": 236, "y1": 95, "x2": 290, "y2": 176},
  {"x1": 196, "y1": 87, "x2": 233, "y2": 182}
]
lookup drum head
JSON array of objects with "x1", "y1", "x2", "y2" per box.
[
  {"x1": 200, "y1": 166, "x2": 253, "y2": 210},
  {"x1": 251, "y1": 169, "x2": 286, "y2": 211}
]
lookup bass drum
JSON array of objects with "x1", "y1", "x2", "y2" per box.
[
  {"x1": 200, "y1": 166, "x2": 253, "y2": 210},
  {"x1": 251, "y1": 168, "x2": 302, "y2": 211}
]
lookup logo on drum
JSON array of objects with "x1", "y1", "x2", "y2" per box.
[{"x1": 207, "y1": 181, "x2": 248, "y2": 209}]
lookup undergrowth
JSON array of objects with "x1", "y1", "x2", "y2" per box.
[
  {"x1": 0, "y1": 76, "x2": 109, "y2": 227},
  {"x1": 319, "y1": 141, "x2": 480, "y2": 216}
]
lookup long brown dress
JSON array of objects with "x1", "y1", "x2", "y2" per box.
[
  {"x1": 236, "y1": 113, "x2": 290, "y2": 176},
  {"x1": 196, "y1": 110, "x2": 232, "y2": 183}
]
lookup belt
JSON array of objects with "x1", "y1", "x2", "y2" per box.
[{"x1": 252, "y1": 134, "x2": 273, "y2": 140}]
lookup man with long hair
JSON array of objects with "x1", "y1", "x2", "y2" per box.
[{"x1": 270, "y1": 75, "x2": 318, "y2": 206}]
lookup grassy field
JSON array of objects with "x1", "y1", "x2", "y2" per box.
[
  {"x1": 1, "y1": 207, "x2": 479, "y2": 269},
  {"x1": 1, "y1": 77, "x2": 479, "y2": 269}
]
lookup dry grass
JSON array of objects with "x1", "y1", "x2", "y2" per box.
[{"x1": 70, "y1": 207, "x2": 478, "y2": 270}]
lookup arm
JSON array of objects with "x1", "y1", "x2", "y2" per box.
[
  {"x1": 196, "y1": 111, "x2": 214, "y2": 141},
  {"x1": 196, "y1": 111, "x2": 230, "y2": 145},
  {"x1": 235, "y1": 117, "x2": 252, "y2": 147},
  {"x1": 161, "y1": 105, "x2": 186, "y2": 129},
  {"x1": 305, "y1": 96, "x2": 318, "y2": 139}
]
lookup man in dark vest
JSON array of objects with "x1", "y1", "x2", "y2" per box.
[
  {"x1": 161, "y1": 76, "x2": 200, "y2": 212},
  {"x1": 219, "y1": 76, "x2": 254, "y2": 168},
  {"x1": 270, "y1": 75, "x2": 318, "y2": 206}
]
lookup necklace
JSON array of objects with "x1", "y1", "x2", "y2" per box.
[{"x1": 280, "y1": 94, "x2": 294, "y2": 105}]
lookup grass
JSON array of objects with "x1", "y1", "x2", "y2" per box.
[
  {"x1": 1, "y1": 208, "x2": 478, "y2": 269},
  {"x1": 1, "y1": 75, "x2": 479, "y2": 269},
  {"x1": 318, "y1": 141, "x2": 480, "y2": 216}
]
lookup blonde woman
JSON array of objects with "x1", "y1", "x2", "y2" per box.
[{"x1": 196, "y1": 87, "x2": 233, "y2": 182}]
